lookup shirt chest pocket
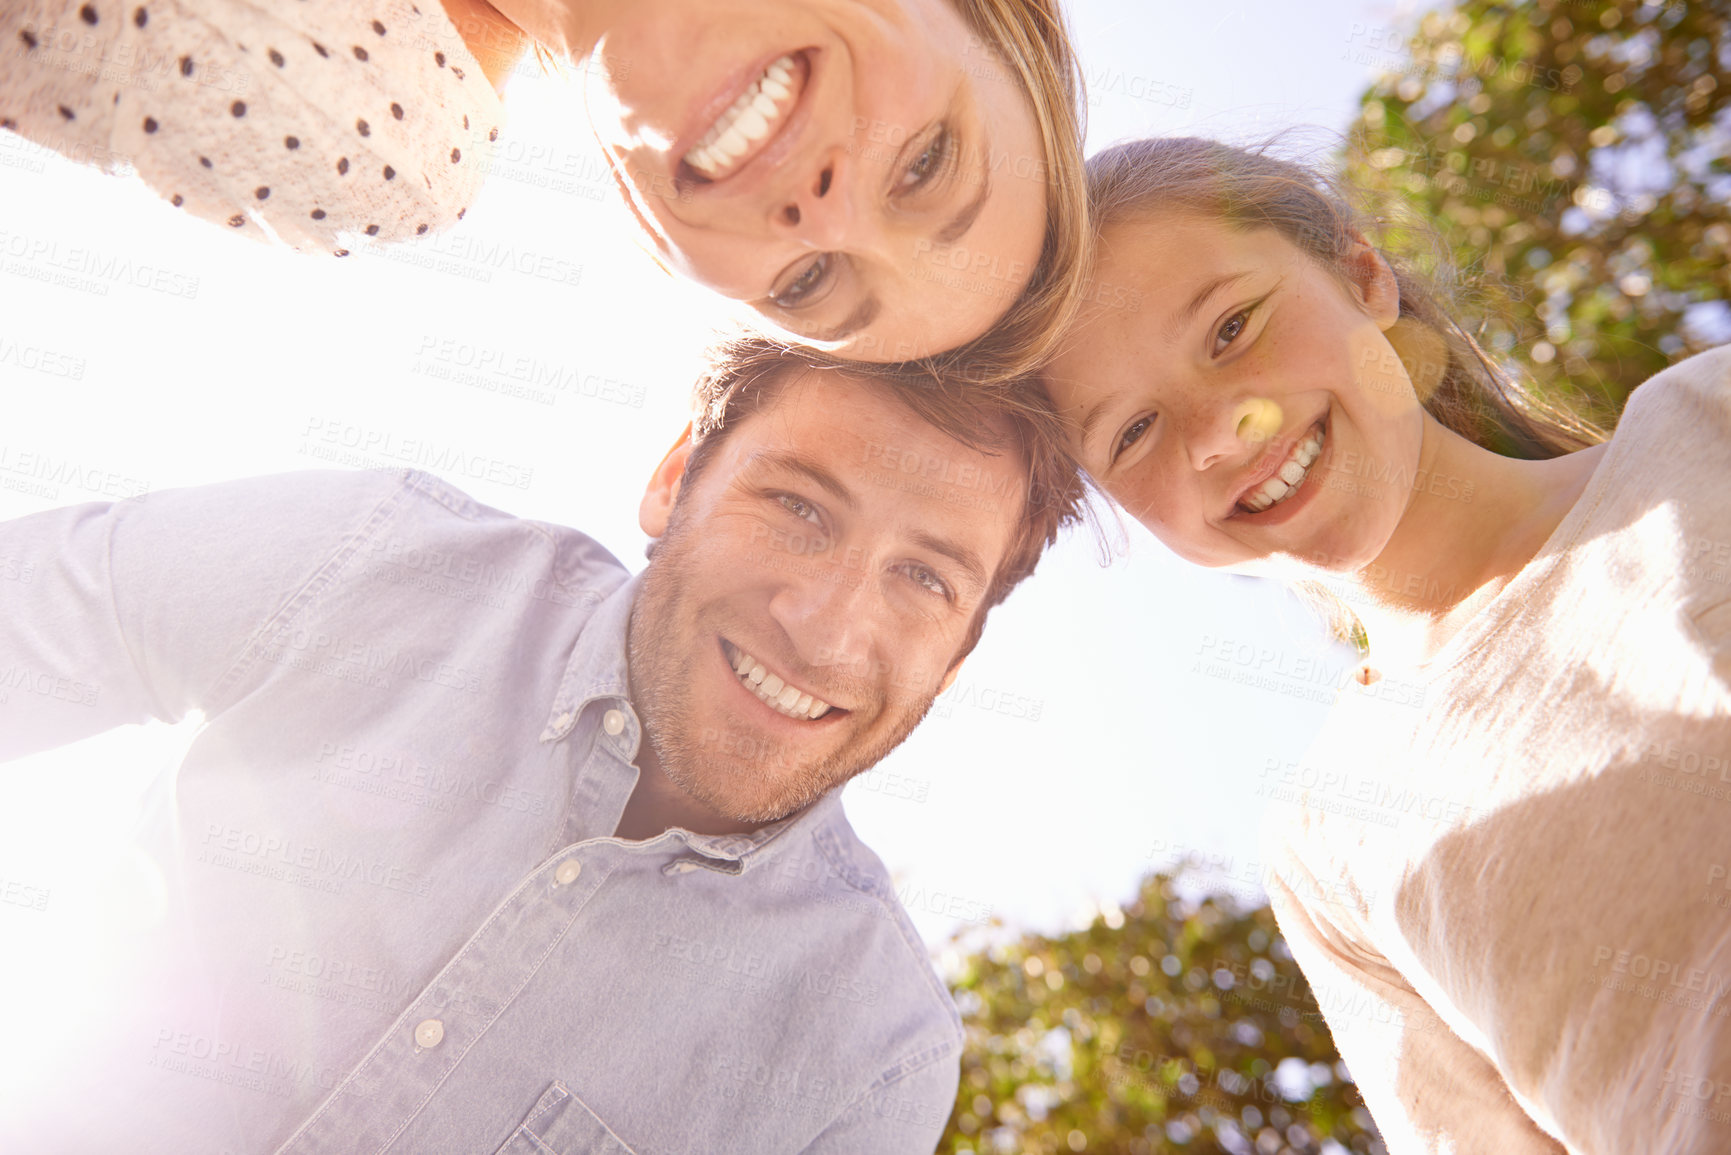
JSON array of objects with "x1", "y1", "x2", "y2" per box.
[{"x1": 493, "y1": 1082, "x2": 638, "y2": 1155}]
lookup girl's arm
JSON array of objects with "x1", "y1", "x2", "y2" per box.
[{"x1": 1264, "y1": 871, "x2": 1568, "y2": 1155}]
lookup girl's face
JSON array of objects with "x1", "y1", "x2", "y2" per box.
[
  {"x1": 586, "y1": 0, "x2": 1049, "y2": 362},
  {"x1": 1044, "y1": 210, "x2": 1423, "y2": 574}
]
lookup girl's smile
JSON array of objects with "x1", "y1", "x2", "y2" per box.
[{"x1": 1045, "y1": 208, "x2": 1420, "y2": 576}]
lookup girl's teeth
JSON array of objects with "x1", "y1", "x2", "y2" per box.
[{"x1": 1242, "y1": 428, "x2": 1325, "y2": 513}]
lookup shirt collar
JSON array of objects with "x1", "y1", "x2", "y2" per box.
[
  {"x1": 539, "y1": 569, "x2": 639, "y2": 745},
  {"x1": 667, "y1": 791, "x2": 842, "y2": 874}
]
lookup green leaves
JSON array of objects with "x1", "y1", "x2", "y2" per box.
[
  {"x1": 1346, "y1": 0, "x2": 1730, "y2": 423},
  {"x1": 938, "y1": 875, "x2": 1378, "y2": 1154}
]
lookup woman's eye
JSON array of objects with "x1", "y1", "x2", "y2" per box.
[
  {"x1": 1113, "y1": 415, "x2": 1154, "y2": 463},
  {"x1": 777, "y1": 494, "x2": 822, "y2": 525},
  {"x1": 771, "y1": 255, "x2": 831, "y2": 308},
  {"x1": 901, "y1": 562, "x2": 951, "y2": 599},
  {"x1": 897, "y1": 128, "x2": 953, "y2": 194},
  {"x1": 1214, "y1": 304, "x2": 1258, "y2": 355}
]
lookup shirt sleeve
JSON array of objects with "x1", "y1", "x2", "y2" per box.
[
  {"x1": 800, "y1": 1048, "x2": 959, "y2": 1155},
  {"x1": 1264, "y1": 868, "x2": 1568, "y2": 1155},
  {"x1": 0, "y1": 470, "x2": 412, "y2": 760}
]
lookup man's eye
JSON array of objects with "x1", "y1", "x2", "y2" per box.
[
  {"x1": 1214, "y1": 304, "x2": 1258, "y2": 355},
  {"x1": 900, "y1": 562, "x2": 951, "y2": 599},
  {"x1": 777, "y1": 494, "x2": 822, "y2": 525},
  {"x1": 1113, "y1": 415, "x2": 1154, "y2": 464},
  {"x1": 771, "y1": 255, "x2": 831, "y2": 308},
  {"x1": 897, "y1": 128, "x2": 953, "y2": 194}
]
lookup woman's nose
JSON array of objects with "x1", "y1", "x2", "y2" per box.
[{"x1": 775, "y1": 156, "x2": 859, "y2": 250}]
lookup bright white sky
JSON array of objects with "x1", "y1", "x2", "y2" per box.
[{"x1": 0, "y1": 0, "x2": 1428, "y2": 959}]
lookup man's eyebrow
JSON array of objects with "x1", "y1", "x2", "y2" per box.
[
  {"x1": 910, "y1": 530, "x2": 989, "y2": 594},
  {"x1": 1166, "y1": 271, "x2": 1254, "y2": 344},
  {"x1": 746, "y1": 450, "x2": 857, "y2": 510},
  {"x1": 799, "y1": 296, "x2": 881, "y2": 345}
]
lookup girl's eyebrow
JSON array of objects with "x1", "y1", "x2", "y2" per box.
[
  {"x1": 1077, "y1": 398, "x2": 1116, "y2": 448},
  {"x1": 1164, "y1": 270, "x2": 1255, "y2": 343}
]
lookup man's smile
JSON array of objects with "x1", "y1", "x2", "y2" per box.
[{"x1": 720, "y1": 637, "x2": 845, "y2": 721}]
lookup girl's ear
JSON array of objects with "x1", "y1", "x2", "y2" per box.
[
  {"x1": 1340, "y1": 234, "x2": 1402, "y2": 331},
  {"x1": 639, "y1": 424, "x2": 695, "y2": 537}
]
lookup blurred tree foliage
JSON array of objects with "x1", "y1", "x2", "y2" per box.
[
  {"x1": 937, "y1": 874, "x2": 1382, "y2": 1155},
  {"x1": 1345, "y1": 0, "x2": 1730, "y2": 426}
]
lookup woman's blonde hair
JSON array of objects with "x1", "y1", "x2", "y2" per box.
[
  {"x1": 894, "y1": 0, "x2": 1092, "y2": 385},
  {"x1": 1082, "y1": 136, "x2": 1605, "y2": 457}
]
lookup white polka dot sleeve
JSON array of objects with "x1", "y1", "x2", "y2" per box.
[{"x1": 0, "y1": 0, "x2": 505, "y2": 253}]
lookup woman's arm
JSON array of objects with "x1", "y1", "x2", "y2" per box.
[{"x1": 438, "y1": 0, "x2": 533, "y2": 92}]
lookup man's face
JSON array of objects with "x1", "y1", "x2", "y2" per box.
[{"x1": 629, "y1": 370, "x2": 1025, "y2": 824}]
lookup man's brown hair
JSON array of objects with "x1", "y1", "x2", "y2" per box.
[{"x1": 682, "y1": 334, "x2": 1088, "y2": 659}]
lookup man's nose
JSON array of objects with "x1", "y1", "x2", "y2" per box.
[
  {"x1": 774, "y1": 154, "x2": 862, "y2": 251},
  {"x1": 766, "y1": 561, "x2": 880, "y2": 678},
  {"x1": 1181, "y1": 395, "x2": 1285, "y2": 472}
]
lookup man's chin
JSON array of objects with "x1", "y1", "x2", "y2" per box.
[{"x1": 666, "y1": 751, "x2": 842, "y2": 827}]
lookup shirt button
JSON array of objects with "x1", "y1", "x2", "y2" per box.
[
  {"x1": 414, "y1": 1019, "x2": 444, "y2": 1049},
  {"x1": 602, "y1": 709, "x2": 626, "y2": 736},
  {"x1": 554, "y1": 859, "x2": 582, "y2": 886}
]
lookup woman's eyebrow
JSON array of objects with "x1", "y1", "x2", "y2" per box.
[
  {"x1": 798, "y1": 296, "x2": 882, "y2": 344},
  {"x1": 935, "y1": 165, "x2": 992, "y2": 246}
]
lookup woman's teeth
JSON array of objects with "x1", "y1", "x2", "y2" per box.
[
  {"x1": 685, "y1": 54, "x2": 798, "y2": 180},
  {"x1": 1240, "y1": 427, "x2": 1325, "y2": 513},
  {"x1": 726, "y1": 641, "x2": 833, "y2": 720}
]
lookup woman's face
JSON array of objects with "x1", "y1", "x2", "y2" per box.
[
  {"x1": 1044, "y1": 210, "x2": 1424, "y2": 574},
  {"x1": 585, "y1": 0, "x2": 1050, "y2": 362}
]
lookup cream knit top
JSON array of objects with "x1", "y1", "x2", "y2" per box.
[{"x1": 1264, "y1": 345, "x2": 1731, "y2": 1153}]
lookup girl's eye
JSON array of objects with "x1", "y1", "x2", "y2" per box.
[
  {"x1": 771, "y1": 255, "x2": 831, "y2": 308},
  {"x1": 900, "y1": 562, "x2": 951, "y2": 600},
  {"x1": 1113, "y1": 415, "x2": 1154, "y2": 464},
  {"x1": 1214, "y1": 304, "x2": 1258, "y2": 355},
  {"x1": 897, "y1": 127, "x2": 954, "y2": 194},
  {"x1": 778, "y1": 494, "x2": 822, "y2": 525}
]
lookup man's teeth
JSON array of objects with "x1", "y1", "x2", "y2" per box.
[
  {"x1": 727, "y1": 642, "x2": 832, "y2": 720},
  {"x1": 685, "y1": 54, "x2": 798, "y2": 180},
  {"x1": 1240, "y1": 428, "x2": 1324, "y2": 513}
]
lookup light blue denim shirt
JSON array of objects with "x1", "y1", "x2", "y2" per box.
[{"x1": 0, "y1": 469, "x2": 961, "y2": 1154}]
